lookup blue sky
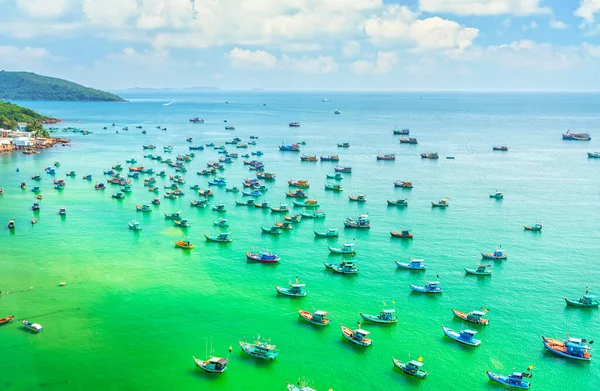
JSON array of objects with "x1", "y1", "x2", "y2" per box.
[{"x1": 0, "y1": 0, "x2": 599, "y2": 90}]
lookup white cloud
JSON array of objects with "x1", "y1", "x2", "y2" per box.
[
  {"x1": 582, "y1": 42, "x2": 600, "y2": 57},
  {"x1": 419, "y1": 0, "x2": 550, "y2": 16},
  {"x1": 410, "y1": 17, "x2": 479, "y2": 51},
  {"x1": 82, "y1": 0, "x2": 139, "y2": 27},
  {"x1": 225, "y1": 48, "x2": 278, "y2": 69},
  {"x1": 487, "y1": 40, "x2": 580, "y2": 70},
  {"x1": 280, "y1": 43, "x2": 323, "y2": 52},
  {"x1": 281, "y1": 55, "x2": 338, "y2": 73},
  {"x1": 549, "y1": 20, "x2": 568, "y2": 29},
  {"x1": 363, "y1": 5, "x2": 418, "y2": 45},
  {"x1": 352, "y1": 51, "x2": 398, "y2": 74},
  {"x1": 0, "y1": 45, "x2": 60, "y2": 74},
  {"x1": 530, "y1": 21, "x2": 538, "y2": 29},
  {"x1": 342, "y1": 41, "x2": 361, "y2": 57},
  {"x1": 575, "y1": 0, "x2": 600, "y2": 23},
  {"x1": 16, "y1": 0, "x2": 73, "y2": 18},
  {"x1": 0, "y1": 21, "x2": 82, "y2": 39}
]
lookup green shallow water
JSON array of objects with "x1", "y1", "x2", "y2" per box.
[{"x1": 1, "y1": 92, "x2": 599, "y2": 390}]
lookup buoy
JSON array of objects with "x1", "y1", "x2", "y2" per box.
[{"x1": 59, "y1": 282, "x2": 66, "y2": 286}]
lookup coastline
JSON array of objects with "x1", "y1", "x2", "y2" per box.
[{"x1": 0, "y1": 136, "x2": 70, "y2": 154}]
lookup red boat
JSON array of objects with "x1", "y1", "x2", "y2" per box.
[
  {"x1": 0, "y1": 315, "x2": 15, "y2": 325},
  {"x1": 128, "y1": 166, "x2": 144, "y2": 172}
]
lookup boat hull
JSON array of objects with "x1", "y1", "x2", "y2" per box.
[
  {"x1": 542, "y1": 336, "x2": 592, "y2": 360},
  {"x1": 464, "y1": 268, "x2": 492, "y2": 275},
  {"x1": 392, "y1": 358, "x2": 428, "y2": 379},
  {"x1": 360, "y1": 312, "x2": 397, "y2": 324},
  {"x1": 193, "y1": 357, "x2": 227, "y2": 373},
  {"x1": 486, "y1": 371, "x2": 529, "y2": 389},
  {"x1": 340, "y1": 325, "x2": 372, "y2": 346},
  {"x1": 564, "y1": 298, "x2": 599, "y2": 308},
  {"x1": 298, "y1": 310, "x2": 330, "y2": 326},
  {"x1": 275, "y1": 286, "x2": 306, "y2": 297},
  {"x1": 442, "y1": 326, "x2": 480, "y2": 346}
]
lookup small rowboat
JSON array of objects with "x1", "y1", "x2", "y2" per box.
[
  {"x1": 392, "y1": 358, "x2": 428, "y2": 379},
  {"x1": 442, "y1": 326, "x2": 480, "y2": 346},
  {"x1": 0, "y1": 315, "x2": 15, "y2": 325},
  {"x1": 452, "y1": 309, "x2": 489, "y2": 325},
  {"x1": 340, "y1": 324, "x2": 372, "y2": 346},
  {"x1": 31, "y1": 218, "x2": 38, "y2": 225},
  {"x1": 175, "y1": 240, "x2": 194, "y2": 249},
  {"x1": 486, "y1": 370, "x2": 531, "y2": 389},
  {"x1": 298, "y1": 309, "x2": 330, "y2": 326}
]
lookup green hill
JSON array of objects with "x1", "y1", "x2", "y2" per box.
[
  {"x1": 0, "y1": 101, "x2": 55, "y2": 130},
  {"x1": 0, "y1": 71, "x2": 125, "y2": 102}
]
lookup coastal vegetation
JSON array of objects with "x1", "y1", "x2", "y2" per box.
[
  {"x1": 0, "y1": 101, "x2": 55, "y2": 132},
  {"x1": 0, "y1": 71, "x2": 124, "y2": 102}
]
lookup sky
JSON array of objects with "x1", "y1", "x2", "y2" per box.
[{"x1": 0, "y1": 0, "x2": 599, "y2": 91}]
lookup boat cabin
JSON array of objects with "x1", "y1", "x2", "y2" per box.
[
  {"x1": 582, "y1": 294, "x2": 596, "y2": 304},
  {"x1": 406, "y1": 360, "x2": 423, "y2": 372},
  {"x1": 218, "y1": 233, "x2": 231, "y2": 240},
  {"x1": 379, "y1": 309, "x2": 396, "y2": 320},
  {"x1": 207, "y1": 357, "x2": 227, "y2": 370},
  {"x1": 353, "y1": 329, "x2": 370, "y2": 341},
  {"x1": 467, "y1": 311, "x2": 486, "y2": 321},
  {"x1": 566, "y1": 338, "x2": 590, "y2": 356},
  {"x1": 409, "y1": 259, "x2": 424, "y2": 267},
  {"x1": 289, "y1": 283, "x2": 306, "y2": 294},
  {"x1": 460, "y1": 330, "x2": 478, "y2": 341},
  {"x1": 313, "y1": 311, "x2": 328, "y2": 321}
]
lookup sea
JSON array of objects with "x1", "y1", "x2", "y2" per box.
[{"x1": 0, "y1": 91, "x2": 599, "y2": 391}]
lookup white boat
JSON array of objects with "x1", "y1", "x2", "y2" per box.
[
  {"x1": 193, "y1": 356, "x2": 227, "y2": 373},
  {"x1": 22, "y1": 320, "x2": 43, "y2": 332},
  {"x1": 395, "y1": 259, "x2": 426, "y2": 270}
]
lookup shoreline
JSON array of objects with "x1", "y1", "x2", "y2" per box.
[{"x1": 0, "y1": 137, "x2": 70, "y2": 154}]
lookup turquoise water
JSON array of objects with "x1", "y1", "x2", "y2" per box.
[{"x1": 1, "y1": 92, "x2": 599, "y2": 390}]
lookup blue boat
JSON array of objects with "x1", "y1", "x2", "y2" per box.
[
  {"x1": 481, "y1": 248, "x2": 507, "y2": 260},
  {"x1": 242, "y1": 190, "x2": 261, "y2": 197},
  {"x1": 542, "y1": 336, "x2": 592, "y2": 361},
  {"x1": 442, "y1": 326, "x2": 481, "y2": 346},
  {"x1": 486, "y1": 370, "x2": 531, "y2": 389},
  {"x1": 409, "y1": 281, "x2": 442, "y2": 293},
  {"x1": 279, "y1": 143, "x2": 300, "y2": 151},
  {"x1": 395, "y1": 259, "x2": 426, "y2": 270},
  {"x1": 392, "y1": 358, "x2": 428, "y2": 379},
  {"x1": 275, "y1": 280, "x2": 306, "y2": 296},
  {"x1": 238, "y1": 338, "x2": 278, "y2": 360}
]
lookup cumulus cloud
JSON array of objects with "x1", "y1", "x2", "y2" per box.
[
  {"x1": 419, "y1": 0, "x2": 550, "y2": 16},
  {"x1": 16, "y1": 0, "x2": 74, "y2": 18},
  {"x1": 487, "y1": 40, "x2": 580, "y2": 70},
  {"x1": 281, "y1": 55, "x2": 338, "y2": 73},
  {"x1": 352, "y1": 51, "x2": 398, "y2": 74},
  {"x1": 576, "y1": 0, "x2": 600, "y2": 23},
  {"x1": 225, "y1": 48, "x2": 278, "y2": 69},
  {"x1": 225, "y1": 48, "x2": 338, "y2": 73},
  {"x1": 0, "y1": 45, "x2": 60, "y2": 74},
  {"x1": 549, "y1": 20, "x2": 568, "y2": 29},
  {"x1": 342, "y1": 41, "x2": 361, "y2": 57}
]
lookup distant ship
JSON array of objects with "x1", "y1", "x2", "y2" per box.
[
  {"x1": 321, "y1": 98, "x2": 331, "y2": 102},
  {"x1": 163, "y1": 100, "x2": 174, "y2": 106}
]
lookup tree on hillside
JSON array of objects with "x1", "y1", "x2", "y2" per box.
[
  {"x1": 25, "y1": 121, "x2": 50, "y2": 138},
  {"x1": 0, "y1": 115, "x2": 17, "y2": 130}
]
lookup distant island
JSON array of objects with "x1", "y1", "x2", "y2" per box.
[{"x1": 0, "y1": 71, "x2": 125, "y2": 102}]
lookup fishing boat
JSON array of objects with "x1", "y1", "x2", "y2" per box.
[
  {"x1": 235, "y1": 199, "x2": 255, "y2": 206},
  {"x1": 95, "y1": 182, "x2": 105, "y2": 190},
  {"x1": 300, "y1": 155, "x2": 318, "y2": 162},
  {"x1": 334, "y1": 165, "x2": 352, "y2": 173},
  {"x1": 390, "y1": 229, "x2": 413, "y2": 238},
  {"x1": 189, "y1": 117, "x2": 204, "y2": 123},
  {"x1": 465, "y1": 264, "x2": 492, "y2": 275},
  {"x1": 377, "y1": 153, "x2": 396, "y2": 161},
  {"x1": 128, "y1": 220, "x2": 142, "y2": 231},
  {"x1": 126, "y1": 158, "x2": 137, "y2": 164},
  {"x1": 274, "y1": 221, "x2": 293, "y2": 230},
  {"x1": 337, "y1": 142, "x2": 350, "y2": 148},
  {"x1": 360, "y1": 309, "x2": 397, "y2": 324},
  {"x1": 22, "y1": 320, "x2": 43, "y2": 333},
  {"x1": 136, "y1": 204, "x2": 152, "y2": 212},
  {"x1": 174, "y1": 219, "x2": 191, "y2": 228},
  {"x1": 270, "y1": 204, "x2": 289, "y2": 213},
  {"x1": 328, "y1": 243, "x2": 356, "y2": 254},
  {"x1": 394, "y1": 180, "x2": 413, "y2": 188},
  {"x1": 348, "y1": 194, "x2": 366, "y2": 202},
  {"x1": 562, "y1": 131, "x2": 591, "y2": 141},
  {"x1": 65, "y1": 171, "x2": 76, "y2": 177},
  {"x1": 344, "y1": 214, "x2": 370, "y2": 228},
  {"x1": 275, "y1": 279, "x2": 307, "y2": 297},
  {"x1": 395, "y1": 259, "x2": 425, "y2": 270},
  {"x1": 151, "y1": 198, "x2": 160, "y2": 205},
  {"x1": 112, "y1": 192, "x2": 125, "y2": 199},
  {"x1": 387, "y1": 198, "x2": 408, "y2": 206},
  {"x1": 279, "y1": 143, "x2": 301, "y2": 151},
  {"x1": 163, "y1": 192, "x2": 178, "y2": 199},
  {"x1": 289, "y1": 122, "x2": 300, "y2": 127},
  {"x1": 226, "y1": 186, "x2": 240, "y2": 192},
  {"x1": 242, "y1": 190, "x2": 261, "y2": 197},
  {"x1": 286, "y1": 189, "x2": 308, "y2": 198},
  {"x1": 209, "y1": 203, "x2": 225, "y2": 213},
  {"x1": 247, "y1": 250, "x2": 280, "y2": 263},
  {"x1": 321, "y1": 155, "x2": 340, "y2": 161},
  {"x1": 486, "y1": 370, "x2": 531, "y2": 389},
  {"x1": 190, "y1": 199, "x2": 209, "y2": 208},
  {"x1": 198, "y1": 189, "x2": 214, "y2": 197},
  {"x1": 490, "y1": 191, "x2": 504, "y2": 199},
  {"x1": 0, "y1": 315, "x2": 14, "y2": 325},
  {"x1": 326, "y1": 172, "x2": 343, "y2": 180},
  {"x1": 324, "y1": 261, "x2": 359, "y2": 274},
  {"x1": 524, "y1": 223, "x2": 542, "y2": 231},
  {"x1": 293, "y1": 199, "x2": 319, "y2": 208},
  {"x1": 452, "y1": 309, "x2": 489, "y2": 325},
  {"x1": 409, "y1": 282, "x2": 442, "y2": 293},
  {"x1": 442, "y1": 326, "x2": 480, "y2": 346},
  {"x1": 324, "y1": 183, "x2": 343, "y2": 191},
  {"x1": 432, "y1": 198, "x2": 449, "y2": 207},
  {"x1": 205, "y1": 232, "x2": 233, "y2": 242},
  {"x1": 208, "y1": 178, "x2": 227, "y2": 186},
  {"x1": 542, "y1": 336, "x2": 592, "y2": 360},
  {"x1": 262, "y1": 226, "x2": 282, "y2": 235},
  {"x1": 256, "y1": 172, "x2": 275, "y2": 180},
  {"x1": 254, "y1": 201, "x2": 270, "y2": 209},
  {"x1": 58, "y1": 207, "x2": 66, "y2": 216},
  {"x1": 421, "y1": 152, "x2": 439, "y2": 159},
  {"x1": 393, "y1": 127, "x2": 410, "y2": 135},
  {"x1": 301, "y1": 210, "x2": 326, "y2": 219},
  {"x1": 163, "y1": 145, "x2": 173, "y2": 152},
  {"x1": 31, "y1": 202, "x2": 40, "y2": 211},
  {"x1": 189, "y1": 145, "x2": 205, "y2": 151},
  {"x1": 399, "y1": 137, "x2": 418, "y2": 144},
  {"x1": 193, "y1": 356, "x2": 228, "y2": 373},
  {"x1": 284, "y1": 214, "x2": 302, "y2": 223},
  {"x1": 238, "y1": 338, "x2": 278, "y2": 360},
  {"x1": 164, "y1": 211, "x2": 181, "y2": 220},
  {"x1": 340, "y1": 324, "x2": 372, "y2": 346},
  {"x1": 36, "y1": 194, "x2": 42, "y2": 200},
  {"x1": 314, "y1": 228, "x2": 338, "y2": 238},
  {"x1": 7, "y1": 220, "x2": 15, "y2": 230},
  {"x1": 493, "y1": 146, "x2": 509, "y2": 151},
  {"x1": 175, "y1": 240, "x2": 194, "y2": 249},
  {"x1": 31, "y1": 175, "x2": 41, "y2": 181},
  {"x1": 298, "y1": 309, "x2": 330, "y2": 326},
  {"x1": 288, "y1": 179, "x2": 310, "y2": 188},
  {"x1": 392, "y1": 358, "x2": 428, "y2": 379},
  {"x1": 482, "y1": 248, "x2": 506, "y2": 260},
  {"x1": 588, "y1": 152, "x2": 600, "y2": 158},
  {"x1": 565, "y1": 291, "x2": 600, "y2": 308}
]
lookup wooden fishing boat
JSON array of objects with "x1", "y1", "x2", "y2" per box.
[
  {"x1": 205, "y1": 232, "x2": 233, "y2": 242},
  {"x1": 300, "y1": 155, "x2": 318, "y2": 162},
  {"x1": 31, "y1": 202, "x2": 41, "y2": 211},
  {"x1": 174, "y1": 219, "x2": 191, "y2": 228},
  {"x1": 387, "y1": 198, "x2": 408, "y2": 206},
  {"x1": 465, "y1": 264, "x2": 492, "y2": 275},
  {"x1": 151, "y1": 198, "x2": 160, "y2": 205},
  {"x1": 394, "y1": 180, "x2": 413, "y2": 188},
  {"x1": 7, "y1": 220, "x2": 15, "y2": 230},
  {"x1": 175, "y1": 240, "x2": 194, "y2": 249},
  {"x1": 235, "y1": 199, "x2": 255, "y2": 206},
  {"x1": 0, "y1": 315, "x2": 15, "y2": 325},
  {"x1": 452, "y1": 308, "x2": 490, "y2": 325},
  {"x1": 325, "y1": 183, "x2": 343, "y2": 191},
  {"x1": 492, "y1": 146, "x2": 509, "y2": 151},
  {"x1": 58, "y1": 207, "x2": 67, "y2": 216},
  {"x1": 270, "y1": 204, "x2": 289, "y2": 213},
  {"x1": 275, "y1": 280, "x2": 306, "y2": 297},
  {"x1": 421, "y1": 152, "x2": 439, "y2": 159},
  {"x1": 286, "y1": 189, "x2": 308, "y2": 198},
  {"x1": 22, "y1": 320, "x2": 43, "y2": 332},
  {"x1": 348, "y1": 194, "x2": 366, "y2": 202},
  {"x1": 340, "y1": 324, "x2": 371, "y2": 346},
  {"x1": 128, "y1": 220, "x2": 142, "y2": 231},
  {"x1": 329, "y1": 261, "x2": 359, "y2": 274},
  {"x1": 247, "y1": 251, "x2": 280, "y2": 263},
  {"x1": 31, "y1": 175, "x2": 42, "y2": 180},
  {"x1": 136, "y1": 204, "x2": 152, "y2": 212},
  {"x1": 314, "y1": 228, "x2": 338, "y2": 238},
  {"x1": 190, "y1": 199, "x2": 209, "y2": 208},
  {"x1": 238, "y1": 338, "x2": 278, "y2": 360},
  {"x1": 442, "y1": 326, "x2": 480, "y2": 346},
  {"x1": 298, "y1": 309, "x2": 330, "y2": 326},
  {"x1": 279, "y1": 143, "x2": 301, "y2": 151},
  {"x1": 395, "y1": 259, "x2": 425, "y2": 270},
  {"x1": 208, "y1": 178, "x2": 227, "y2": 186},
  {"x1": 274, "y1": 221, "x2": 293, "y2": 230},
  {"x1": 524, "y1": 224, "x2": 542, "y2": 231},
  {"x1": 481, "y1": 248, "x2": 507, "y2": 260},
  {"x1": 562, "y1": 130, "x2": 591, "y2": 141},
  {"x1": 288, "y1": 179, "x2": 310, "y2": 188},
  {"x1": 565, "y1": 292, "x2": 600, "y2": 308},
  {"x1": 399, "y1": 137, "x2": 418, "y2": 144},
  {"x1": 212, "y1": 204, "x2": 226, "y2": 213},
  {"x1": 344, "y1": 214, "x2": 370, "y2": 228},
  {"x1": 198, "y1": 189, "x2": 214, "y2": 197},
  {"x1": 65, "y1": 171, "x2": 76, "y2": 177},
  {"x1": 262, "y1": 226, "x2": 282, "y2": 235},
  {"x1": 112, "y1": 192, "x2": 125, "y2": 199},
  {"x1": 334, "y1": 165, "x2": 352, "y2": 173},
  {"x1": 588, "y1": 152, "x2": 600, "y2": 158},
  {"x1": 284, "y1": 214, "x2": 302, "y2": 223},
  {"x1": 293, "y1": 199, "x2": 319, "y2": 208},
  {"x1": 328, "y1": 243, "x2": 356, "y2": 254},
  {"x1": 226, "y1": 186, "x2": 240, "y2": 192},
  {"x1": 393, "y1": 358, "x2": 428, "y2": 379},
  {"x1": 360, "y1": 309, "x2": 397, "y2": 324},
  {"x1": 432, "y1": 198, "x2": 449, "y2": 207},
  {"x1": 393, "y1": 128, "x2": 410, "y2": 135},
  {"x1": 321, "y1": 155, "x2": 339, "y2": 161},
  {"x1": 254, "y1": 201, "x2": 270, "y2": 209},
  {"x1": 409, "y1": 282, "x2": 442, "y2": 293},
  {"x1": 486, "y1": 370, "x2": 531, "y2": 389},
  {"x1": 377, "y1": 153, "x2": 396, "y2": 161},
  {"x1": 542, "y1": 336, "x2": 592, "y2": 360},
  {"x1": 390, "y1": 229, "x2": 413, "y2": 238},
  {"x1": 193, "y1": 356, "x2": 228, "y2": 373},
  {"x1": 301, "y1": 210, "x2": 326, "y2": 218},
  {"x1": 95, "y1": 182, "x2": 105, "y2": 190},
  {"x1": 489, "y1": 191, "x2": 504, "y2": 199},
  {"x1": 164, "y1": 211, "x2": 181, "y2": 220},
  {"x1": 337, "y1": 142, "x2": 350, "y2": 148},
  {"x1": 326, "y1": 172, "x2": 343, "y2": 180}
]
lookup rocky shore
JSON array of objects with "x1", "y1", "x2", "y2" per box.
[{"x1": 0, "y1": 137, "x2": 70, "y2": 154}]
